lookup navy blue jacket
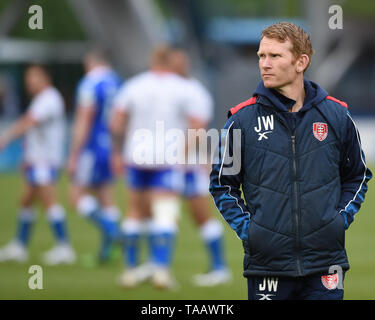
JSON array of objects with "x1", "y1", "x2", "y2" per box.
[{"x1": 210, "y1": 80, "x2": 372, "y2": 277}]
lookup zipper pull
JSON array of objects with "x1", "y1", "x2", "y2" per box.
[{"x1": 291, "y1": 135, "x2": 296, "y2": 153}]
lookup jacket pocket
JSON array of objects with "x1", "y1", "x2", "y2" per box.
[
  {"x1": 328, "y1": 212, "x2": 345, "y2": 249},
  {"x1": 302, "y1": 213, "x2": 346, "y2": 263},
  {"x1": 247, "y1": 221, "x2": 294, "y2": 269}
]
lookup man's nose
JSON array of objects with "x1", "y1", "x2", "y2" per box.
[{"x1": 261, "y1": 57, "x2": 272, "y2": 69}]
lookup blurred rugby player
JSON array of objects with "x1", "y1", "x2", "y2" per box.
[
  {"x1": 111, "y1": 45, "x2": 202, "y2": 289},
  {"x1": 67, "y1": 50, "x2": 122, "y2": 262},
  {"x1": 169, "y1": 49, "x2": 231, "y2": 286},
  {"x1": 0, "y1": 65, "x2": 75, "y2": 265}
]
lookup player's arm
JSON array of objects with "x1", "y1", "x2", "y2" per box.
[
  {"x1": 209, "y1": 116, "x2": 252, "y2": 242},
  {"x1": 67, "y1": 81, "x2": 96, "y2": 176},
  {"x1": 0, "y1": 113, "x2": 38, "y2": 149},
  {"x1": 109, "y1": 108, "x2": 128, "y2": 176},
  {"x1": 185, "y1": 116, "x2": 208, "y2": 163},
  {"x1": 109, "y1": 83, "x2": 132, "y2": 176},
  {"x1": 338, "y1": 111, "x2": 372, "y2": 229},
  {"x1": 189, "y1": 117, "x2": 208, "y2": 131},
  {"x1": 67, "y1": 106, "x2": 95, "y2": 175},
  {"x1": 184, "y1": 82, "x2": 213, "y2": 164},
  {"x1": 69, "y1": 107, "x2": 95, "y2": 157}
]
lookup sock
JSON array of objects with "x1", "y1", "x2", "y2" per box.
[
  {"x1": 143, "y1": 219, "x2": 155, "y2": 263},
  {"x1": 149, "y1": 197, "x2": 179, "y2": 268},
  {"x1": 101, "y1": 206, "x2": 121, "y2": 239},
  {"x1": 149, "y1": 232, "x2": 176, "y2": 267},
  {"x1": 98, "y1": 206, "x2": 121, "y2": 261},
  {"x1": 149, "y1": 220, "x2": 177, "y2": 267},
  {"x1": 16, "y1": 208, "x2": 36, "y2": 246},
  {"x1": 121, "y1": 219, "x2": 142, "y2": 268},
  {"x1": 77, "y1": 196, "x2": 119, "y2": 239},
  {"x1": 47, "y1": 204, "x2": 69, "y2": 244},
  {"x1": 200, "y1": 219, "x2": 226, "y2": 270}
]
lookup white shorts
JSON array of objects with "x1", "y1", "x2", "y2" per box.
[{"x1": 23, "y1": 163, "x2": 59, "y2": 186}]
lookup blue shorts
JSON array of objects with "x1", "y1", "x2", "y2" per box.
[
  {"x1": 183, "y1": 166, "x2": 210, "y2": 198},
  {"x1": 24, "y1": 164, "x2": 59, "y2": 186},
  {"x1": 74, "y1": 150, "x2": 112, "y2": 187},
  {"x1": 127, "y1": 166, "x2": 183, "y2": 193}
]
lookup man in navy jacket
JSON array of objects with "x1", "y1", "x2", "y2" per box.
[{"x1": 209, "y1": 22, "x2": 372, "y2": 300}]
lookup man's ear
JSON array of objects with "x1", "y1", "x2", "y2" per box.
[{"x1": 296, "y1": 54, "x2": 309, "y2": 73}]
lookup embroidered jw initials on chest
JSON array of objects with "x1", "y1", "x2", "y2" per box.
[{"x1": 254, "y1": 115, "x2": 274, "y2": 141}]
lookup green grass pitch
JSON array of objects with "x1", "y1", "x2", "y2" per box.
[{"x1": 0, "y1": 168, "x2": 374, "y2": 300}]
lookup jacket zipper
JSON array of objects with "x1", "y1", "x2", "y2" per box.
[
  {"x1": 260, "y1": 103, "x2": 304, "y2": 276},
  {"x1": 291, "y1": 135, "x2": 303, "y2": 276}
]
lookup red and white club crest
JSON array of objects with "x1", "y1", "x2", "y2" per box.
[
  {"x1": 321, "y1": 274, "x2": 339, "y2": 290},
  {"x1": 313, "y1": 122, "x2": 328, "y2": 141}
]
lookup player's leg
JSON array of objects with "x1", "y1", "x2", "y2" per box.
[
  {"x1": 132, "y1": 190, "x2": 155, "y2": 281},
  {"x1": 149, "y1": 190, "x2": 180, "y2": 289},
  {"x1": 187, "y1": 195, "x2": 231, "y2": 286},
  {"x1": 121, "y1": 188, "x2": 148, "y2": 266},
  {"x1": 142, "y1": 189, "x2": 155, "y2": 264},
  {"x1": 0, "y1": 179, "x2": 37, "y2": 262},
  {"x1": 72, "y1": 183, "x2": 118, "y2": 261},
  {"x1": 147, "y1": 168, "x2": 182, "y2": 289},
  {"x1": 38, "y1": 183, "x2": 69, "y2": 243},
  {"x1": 17, "y1": 182, "x2": 37, "y2": 247},
  {"x1": 37, "y1": 181, "x2": 75, "y2": 265},
  {"x1": 119, "y1": 187, "x2": 150, "y2": 287},
  {"x1": 70, "y1": 149, "x2": 101, "y2": 223},
  {"x1": 184, "y1": 166, "x2": 230, "y2": 286},
  {"x1": 70, "y1": 183, "x2": 100, "y2": 224},
  {"x1": 69, "y1": 150, "x2": 101, "y2": 223},
  {"x1": 119, "y1": 165, "x2": 155, "y2": 287},
  {"x1": 93, "y1": 154, "x2": 121, "y2": 239},
  {"x1": 188, "y1": 196, "x2": 227, "y2": 269},
  {"x1": 94, "y1": 183, "x2": 121, "y2": 261},
  {"x1": 71, "y1": 151, "x2": 120, "y2": 261}
]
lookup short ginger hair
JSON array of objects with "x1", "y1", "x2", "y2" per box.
[{"x1": 261, "y1": 22, "x2": 314, "y2": 71}]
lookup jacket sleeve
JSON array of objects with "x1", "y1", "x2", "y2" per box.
[
  {"x1": 209, "y1": 116, "x2": 252, "y2": 241},
  {"x1": 338, "y1": 111, "x2": 372, "y2": 229}
]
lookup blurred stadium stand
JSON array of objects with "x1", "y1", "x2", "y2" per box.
[{"x1": 0, "y1": 0, "x2": 375, "y2": 167}]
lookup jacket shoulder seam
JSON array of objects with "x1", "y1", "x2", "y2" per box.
[
  {"x1": 229, "y1": 96, "x2": 257, "y2": 116},
  {"x1": 326, "y1": 95, "x2": 348, "y2": 109}
]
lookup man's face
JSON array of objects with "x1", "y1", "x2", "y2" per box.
[
  {"x1": 257, "y1": 37, "x2": 299, "y2": 90},
  {"x1": 25, "y1": 67, "x2": 47, "y2": 96},
  {"x1": 170, "y1": 51, "x2": 190, "y2": 77}
]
